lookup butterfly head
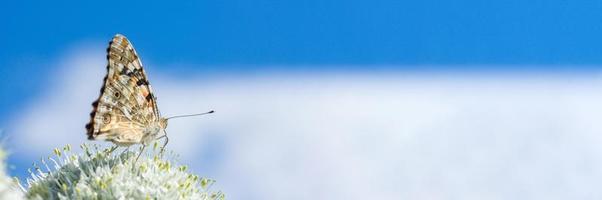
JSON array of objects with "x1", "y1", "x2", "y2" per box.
[{"x1": 159, "y1": 118, "x2": 168, "y2": 129}]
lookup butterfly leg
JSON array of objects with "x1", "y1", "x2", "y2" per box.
[
  {"x1": 135, "y1": 144, "x2": 146, "y2": 162},
  {"x1": 107, "y1": 145, "x2": 118, "y2": 154},
  {"x1": 120, "y1": 146, "x2": 130, "y2": 155},
  {"x1": 160, "y1": 130, "x2": 169, "y2": 156}
]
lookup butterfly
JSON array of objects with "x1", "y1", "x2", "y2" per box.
[{"x1": 86, "y1": 34, "x2": 213, "y2": 158}]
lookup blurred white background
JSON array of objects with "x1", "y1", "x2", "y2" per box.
[{"x1": 7, "y1": 45, "x2": 602, "y2": 200}]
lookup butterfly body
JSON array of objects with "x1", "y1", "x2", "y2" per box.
[
  {"x1": 93, "y1": 119, "x2": 167, "y2": 146},
  {"x1": 86, "y1": 34, "x2": 166, "y2": 147}
]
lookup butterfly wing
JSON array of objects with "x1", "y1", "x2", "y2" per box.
[{"x1": 86, "y1": 34, "x2": 161, "y2": 145}]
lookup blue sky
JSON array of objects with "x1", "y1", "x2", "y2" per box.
[
  {"x1": 3, "y1": 0, "x2": 602, "y2": 121},
  {"x1": 3, "y1": 1, "x2": 602, "y2": 199},
  {"x1": 4, "y1": 0, "x2": 602, "y2": 66}
]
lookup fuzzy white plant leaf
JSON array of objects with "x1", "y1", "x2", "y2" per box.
[
  {"x1": 0, "y1": 145, "x2": 25, "y2": 200},
  {"x1": 24, "y1": 143, "x2": 224, "y2": 200}
]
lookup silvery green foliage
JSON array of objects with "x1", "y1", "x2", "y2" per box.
[
  {"x1": 0, "y1": 146, "x2": 25, "y2": 199},
  {"x1": 24, "y1": 144, "x2": 224, "y2": 200}
]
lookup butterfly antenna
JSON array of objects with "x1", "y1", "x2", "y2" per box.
[{"x1": 166, "y1": 110, "x2": 215, "y2": 120}]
